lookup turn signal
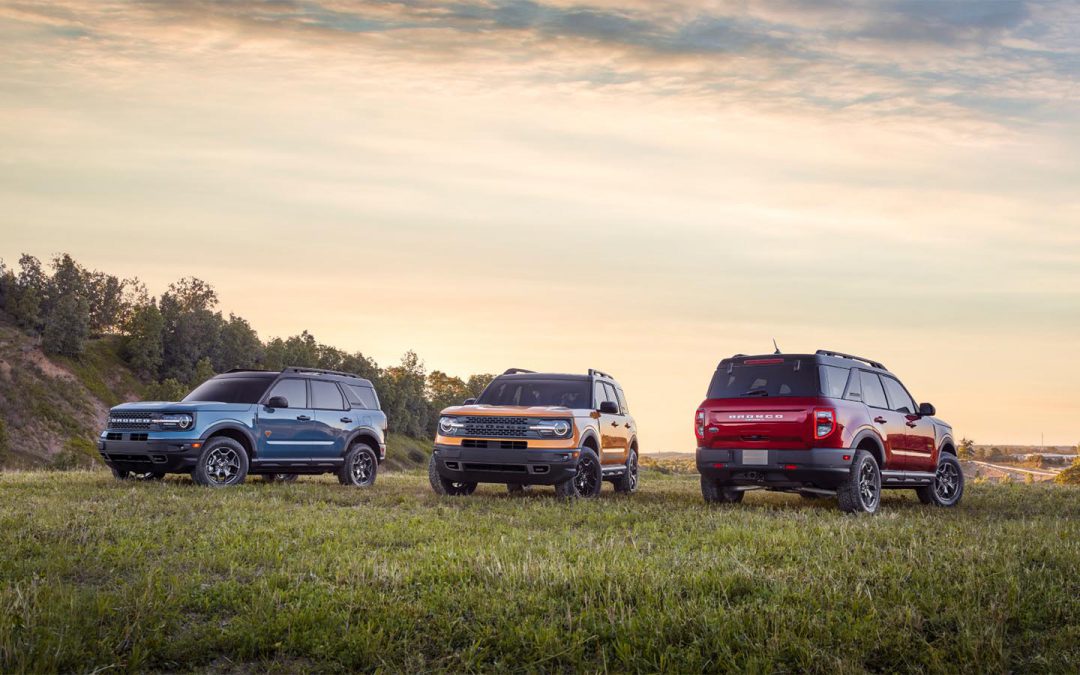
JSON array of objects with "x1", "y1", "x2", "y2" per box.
[{"x1": 813, "y1": 408, "x2": 836, "y2": 439}]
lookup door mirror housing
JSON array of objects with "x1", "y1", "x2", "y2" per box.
[
  {"x1": 918, "y1": 402, "x2": 936, "y2": 417},
  {"x1": 463, "y1": 398, "x2": 476, "y2": 405},
  {"x1": 267, "y1": 396, "x2": 289, "y2": 409},
  {"x1": 599, "y1": 401, "x2": 619, "y2": 415}
]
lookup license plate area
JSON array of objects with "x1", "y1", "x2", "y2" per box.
[{"x1": 741, "y1": 449, "x2": 769, "y2": 465}]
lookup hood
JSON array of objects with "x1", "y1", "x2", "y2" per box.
[
  {"x1": 440, "y1": 404, "x2": 575, "y2": 417},
  {"x1": 109, "y1": 401, "x2": 255, "y2": 414}
]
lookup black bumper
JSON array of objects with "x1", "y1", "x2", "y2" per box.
[
  {"x1": 697, "y1": 447, "x2": 854, "y2": 490},
  {"x1": 432, "y1": 444, "x2": 578, "y2": 486},
  {"x1": 98, "y1": 438, "x2": 203, "y2": 474}
]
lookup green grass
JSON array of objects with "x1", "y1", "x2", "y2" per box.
[{"x1": 1, "y1": 471, "x2": 1077, "y2": 673}]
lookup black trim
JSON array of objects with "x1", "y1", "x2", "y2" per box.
[{"x1": 433, "y1": 443, "x2": 578, "y2": 486}]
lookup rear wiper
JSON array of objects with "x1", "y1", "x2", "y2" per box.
[{"x1": 743, "y1": 389, "x2": 769, "y2": 397}]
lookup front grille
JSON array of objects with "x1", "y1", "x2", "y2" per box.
[
  {"x1": 462, "y1": 439, "x2": 528, "y2": 450},
  {"x1": 463, "y1": 463, "x2": 527, "y2": 473},
  {"x1": 462, "y1": 416, "x2": 530, "y2": 438},
  {"x1": 107, "y1": 412, "x2": 155, "y2": 430}
]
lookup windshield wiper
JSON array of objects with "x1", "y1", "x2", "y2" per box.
[{"x1": 743, "y1": 388, "x2": 770, "y2": 397}]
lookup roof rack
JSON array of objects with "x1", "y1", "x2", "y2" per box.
[
  {"x1": 502, "y1": 368, "x2": 536, "y2": 375},
  {"x1": 815, "y1": 350, "x2": 887, "y2": 371},
  {"x1": 588, "y1": 369, "x2": 614, "y2": 379},
  {"x1": 283, "y1": 366, "x2": 363, "y2": 379},
  {"x1": 226, "y1": 368, "x2": 271, "y2": 374}
]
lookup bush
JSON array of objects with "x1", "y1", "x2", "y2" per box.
[
  {"x1": 48, "y1": 437, "x2": 101, "y2": 471},
  {"x1": 1055, "y1": 458, "x2": 1080, "y2": 485}
]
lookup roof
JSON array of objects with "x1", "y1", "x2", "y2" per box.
[
  {"x1": 718, "y1": 350, "x2": 889, "y2": 373},
  {"x1": 222, "y1": 367, "x2": 374, "y2": 387}
]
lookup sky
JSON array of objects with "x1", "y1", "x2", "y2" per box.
[{"x1": 1, "y1": 0, "x2": 1079, "y2": 451}]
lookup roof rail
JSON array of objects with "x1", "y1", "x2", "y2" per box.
[
  {"x1": 502, "y1": 368, "x2": 536, "y2": 375},
  {"x1": 226, "y1": 368, "x2": 270, "y2": 374},
  {"x1": 815, "y1": 350, "x2": 887, "y2": 371},
  {"x1": 283, "y1": 366, "x2": 363, "y2": 379},
  {"x1": 588, "y1": 368, "x2": 614, "y2": 379}
]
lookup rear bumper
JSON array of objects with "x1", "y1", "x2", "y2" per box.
[
  {"x1": 697, "y1": 447, "x2": 854, "y2": 490},
  {"x1": 432, "y1": 443, "x2": 578, "y2": 486},
  {"x1": 97, "y1": 438, "x2": 203, "y2": 473}
]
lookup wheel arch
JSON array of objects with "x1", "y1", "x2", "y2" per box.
[
  {"x1": 345, "y1": 427, "x2": 384, "y2": 463},
  {"x1": 851, "y1": 429, "x2": 886, "y2": 467},
  {"x1": 202, "y1": 423, "x2": 257, "y2": 458}
]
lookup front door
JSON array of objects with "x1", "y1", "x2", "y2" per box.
[
  {"x1": 258, "y1": 378, "x2": 319, "y2": 460},
  {"x1": 593, "y1": 381, "x2": 628, "y2": 464},
  {"x1": 881, "y1": 375, "x2": 936, "y2": 471}
]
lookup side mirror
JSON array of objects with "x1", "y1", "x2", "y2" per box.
[
  {"x1": 463, "y1": 398, "x2": 476, "y2": 405},
  {"x1": 267, "y1": 396, "x2": 289, "y2": 409},
  {"x1": 599, "y1": 401, "x2": 619, "y2": 415},
  {"x1": 918, "y1": 402, "x2": 936, "y2": 417}
]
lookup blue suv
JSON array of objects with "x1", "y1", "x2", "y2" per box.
[{"x1": 97, "y1": 367, "x2": 387, "y2": 487}]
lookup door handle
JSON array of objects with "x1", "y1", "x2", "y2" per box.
[
  {"x1": 624, "y1": 423, "x2": 631, "y2": 429},
  {"x1": 340, "y1": 417, "x2": 352, "y2": 423},
  {"x1": 905, "y1": 421, "x2": 917, "y2": 428},
  {"x1": 610, "y1": 421, "x2": 619, "y2": 427},
  {"x1": 874, "y1": 416, "x2": 887, "y2": 424},
  {"x1": 296, "y1": 415, "x2": 311, "y2": 421}
]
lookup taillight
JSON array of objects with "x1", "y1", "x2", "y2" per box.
[
  {"x1": 813, "y1": 408, "x2": 836, "y2": 439},
  {"x1": 695, "y1": 409, "x2": 706, "y2": 439}
]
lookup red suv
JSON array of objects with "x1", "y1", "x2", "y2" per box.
[{"x1": 695, "y1": 350, "x2": 963, "y2": 514}]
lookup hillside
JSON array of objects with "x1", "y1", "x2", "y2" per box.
[{"x1": 0, "y1": 318, "x2": 432, "y2": 471}]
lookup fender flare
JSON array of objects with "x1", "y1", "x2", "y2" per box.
[
  {"x1": 343, "y1": 426, "x2": 385, "y2": 460},
  {"x1": 849, "y1": 427, "x2": 886, "y2": 465},
  {"x1": 938, "y1": 433, "x2": 956, "y2": 456},
  {"x1": 200, "y1": 422, "x2": 259, "y2": 455},
  {"x1": 578, "y1": 428, "x2": 601, "y2": 452}
]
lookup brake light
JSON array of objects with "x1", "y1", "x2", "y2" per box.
[
  {"x1": 745, "y1": 358, "x2": 783, "y2": 365},
  {"x1": 695, "y1": 409, "x2": 706, "y2": 439},
  {"x1": 813, "y1": 408, "x2": 836, "y2": 439}
]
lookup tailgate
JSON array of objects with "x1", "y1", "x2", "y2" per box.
[{"x1": 701, "y1": 399, "x2": 817, "y2": 449}]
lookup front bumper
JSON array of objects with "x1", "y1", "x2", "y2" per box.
[
  {"x1": 432, "y1": 443, "x2": 578, "y2": 486},
  {"x1": 697, "y1": 447, "x2": 854, "y2": 490},
  {"x1": 97, "y1": 437, "x2": 203, "y2": 473}
]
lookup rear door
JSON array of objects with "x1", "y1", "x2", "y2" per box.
[
  {"x1": 310, "y1": 380, "x2": 350, "y2": 459},
  {"x1": 258, "y1": 378, "x2": 317, "y2": 460},
  {"x1": 858, "y1": 370, "x2": 911, "y2": 470},
  {"x1": 881, "y1": 375, "x2": 935, "y2": 471}
]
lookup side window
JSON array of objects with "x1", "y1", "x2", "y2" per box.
[
  {"x1": 819, "y1": 365, "x2": 848, "y2": 398},
  {"x1": 844, "y1": 369, "x2": 862, "y2": 402},
  {"x1": 266, "y1": 378, "x2": 307, "y2": 408},
  {"x1": 860, "y1": 371, "x2": 889, "y2": 409},
  {"x1": 614, "y1": 386, "x2": 629, "y2": 415},
  {"x1": 593, "y1": 381, "x2": 614, "y2": 410},
  {"x1": 882, "y1": 377, "x2": 916, "y2": 415},
  {"x1": 603, "y1": 383, "x2": 620, "y2": 414},
  {"x1": 310, "y1": 380, "x2": 345, "y2": 411},
  {"x1": 345, "y1": 385, "x2": 380, "y2": 410}
]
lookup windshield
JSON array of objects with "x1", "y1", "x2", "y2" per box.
[
  {"x1": 477, "y1": 378, "x2": 591, "y2": 408},
  {"x1": 182, "y1": 375, "x2": 277, "y2": 404},
  {"x1": 706, "y1": 359, "x2": 819, "y2": 398}
]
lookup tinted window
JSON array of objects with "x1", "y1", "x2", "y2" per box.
[
  {"x1": 706, "y1": 360, "x2": 818, "y2": 398},
  {"x1": 310, "y1": 380, "x2": 345, "y2": 410},
  {"x1": 614, "y1": 386, "x2": 629, "y2": 415},
  {"x1": 860, "y1": 371, "x2": 889, "y2": 409},
  {"x1": 477, "y1": 378, "x2": 590, "y2": 408},
  {"x1": 183, "y1": 375, "x2": 276, "y2": 404},
  {"x1": 345, "y1": 384, "x2": 380, "y2": 410},
  {"x1": 844, "y1": 370, "x2": 863, "y2": 402},
  {"x1": 819, "y1": 366, "x2": 849, "y2": 399},
  {"x1": 594, "y1": 381, "x2": 615, "y2": 410},
  {"x1": 266, "y1": 378, "x2": 308, "y2": 408},
  {"x1": 882, "y1": 377, "x2": 916, "y2": 414}
]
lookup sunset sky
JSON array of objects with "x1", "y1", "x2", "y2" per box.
[{"x1": 2, "y1": 0, "x2": 1078, "y2": 451}]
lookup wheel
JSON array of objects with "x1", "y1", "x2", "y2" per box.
[
  {"x1": 262, "y1": 473, "x2": 299, "y2": 483},
  {"x1": 338, "y1": 443, "x2": 378, "y2": 487},
  {"x1": 192, "y1": 437, "x2": 249, "y2": 487},
  {"x1": 837, "y1": 450, "x2": 881, "y2": 514},
  {"x1": 428, "y1": 454, "x2": 477, "y2": 496},
  {"x1": 506, "y1": 483, "x2": 531, "y2": 494},
  {"x1": 111, "y1": 467, "x2": 164, "y2": 481},
  {"x1": 917, "y1": 454, "x2": 964, "y2": 507},
  {"x1": 613, "y1": 450, "x2": 639, "y2": 494},
  {"x1": 555, "y1": 448, "x2": 602, "y2": 499},
  {"x1": 700, "y1": 475, "x2": 744, "y2": 503}
]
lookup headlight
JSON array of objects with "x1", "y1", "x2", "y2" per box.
[
  {"x1": 438, "y1": 416, "x2": 463, "y2": 436},
  {"x1": 530, "y1": 419, "x2": 573, "y2": 438},
  {"x1": 154, "y1": 413, "x2": 194, "y2": 430}
]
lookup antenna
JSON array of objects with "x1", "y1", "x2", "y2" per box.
[{"x1": 772, "y1": 338, "x2": 781, "y2": 355}]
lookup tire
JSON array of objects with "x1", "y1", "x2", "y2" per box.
[
  {"x1": 613, "y1": 450, "x2": 639, "y2": 494},
  {"x1": 111, "y1": 467, "x2": 164, "y2": 481},
  {"x1": 428, "y1": 454, "x2": 477, "y2": 496},
  {"x1": 262, "y1": 473, "x2": 299, "y2": 483},
  {"x1": 917, "y1": 454, "x2": 964, "y2": 507},
  {"x1": 192, "y1": 437, "x2": 249, "y2": 487},
  {"x1": 837, "y1": 450, "x2": 881, "y2": 514},
  {"x1": 338, "y1": 443, "x2": 378, "y2": 487},
  {"x1": 700, "y1": 475, "x2": 744, "y2": 503},
  {"x1": 555, "y1": 448, "x2": 602, "y2": 499},
  {"x1": 506, "y1": 483, "x2": 530, "y2": 494}
]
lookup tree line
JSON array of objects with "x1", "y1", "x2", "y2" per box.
[{"x1": 0, "y1": 254, "x2": 493, "y2": 438}]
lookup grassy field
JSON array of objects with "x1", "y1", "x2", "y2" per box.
[{"x1": 1, "y1": 470, "x2": 1077, "y2": 673}]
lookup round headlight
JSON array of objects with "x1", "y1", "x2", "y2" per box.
[
  {"x1": 178, "y1": 415, "x2": 193, "y2": 430},
  {"x1": 553, "y1": 420, "x2": 571, "y2": 437},
  {"x1": 438, "y1": 417, "x2": 457, "y2": 435}
]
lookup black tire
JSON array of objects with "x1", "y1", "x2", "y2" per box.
[
  {"x1": 262, "y1": 473, "x2": 299, "y2": 483},
  {"x1": 338, "y1": 443, "x2": 378, "y2": 487},
  {"x1": 428, "y1": 454, "x2": 477, "y2": 496},
  {"x1": 613, "y1": 450, "x2": 639, "y2": 494},
  {"x1": 555, "y1": 448, "x2": 602, "y2": 499},
  {"x1": 837, "y1": 450, "x2": 881, "y2": 514},
  {"x1": 916, "y1": 454, "x2": 964, "y2": 507},
  {"x1": 700, "y1": 475, "x2": 744, "y2": 503},
  {"x1": 192, "y1": 437, "x2": 249, "y2": 488},
  {"x1": 506, "y1": 483, "x2": 530, "y2": 494},
  {"x1": 111, "y1": 467, "x2": 164, "y2": 481}
]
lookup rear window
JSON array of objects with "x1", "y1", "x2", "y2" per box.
[
  {"x1": 183, "y1": 375, "x2": 276, "y2": 404},
  {"x1": 819, "y1": 365, "x2": 850, "y2": 399},
  {"x1": 706, "y1": 360, "x2": 819, "y2": 399},
  {"x1": 478, "y1": 378, "x2": 591, "y2": 408}
]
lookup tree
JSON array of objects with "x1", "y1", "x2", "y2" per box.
[
  {"x1": 190, "y1": 357, "x2": 215, "y2": 388},
  {"x1": 5, "y1": 254, "x2": 46, "y2": 331},
  {"x1": 428, "y1": 371, "x2": 471, "y2": 413},
  {"x1": 215, "y1": 314, "x2": 262, "y2": 372},
  {"x1": 159, "y1": 278, "x2": 224, "y2": 382},
  {"x1": 124, "y1": 301, "x2": 164, "y2": 378},
  {"x1": 86, "y1": 271, "x2": 127, "y2": 335},
  {"x1": 466, "y1": 373, "x2": 495, "y2": 398},
  {"x1": 1055, "y1": 458, "x2": 1080, "y2": 485},
  {"x1": 958, "y1": 438, "x2": 975, "y2": 460},
  {"x1": 41, "y1": 254, "x2": 90, "y2": 356},
  {"x1": 381, "y1": 351, "x2": 431, "y2": 437}
]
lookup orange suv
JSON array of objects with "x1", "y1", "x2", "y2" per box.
[{"x1": 429, "y1": 369, "x2": 639, "y2": 498}]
